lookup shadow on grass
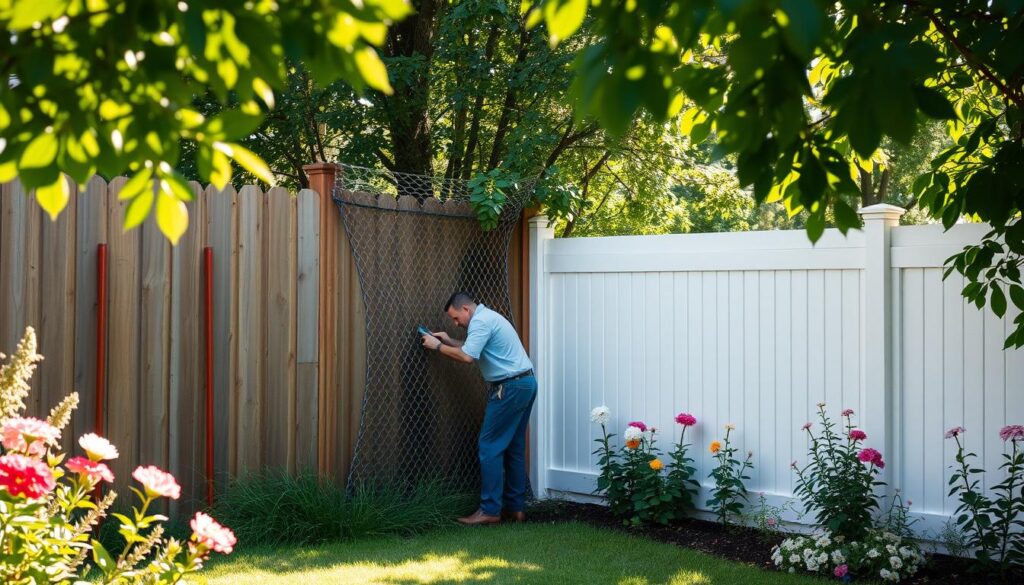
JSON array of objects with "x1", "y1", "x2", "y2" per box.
[{"x1": 198, "y1": 523, "x2": 826, "y2": 585}]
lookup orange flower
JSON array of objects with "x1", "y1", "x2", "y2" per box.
[
  {"x1": 649, "y1": 458, "x2": 663, "y2": 471},
  {"x1": 710, "y1": 440, "x2": 722, "y2": 454},
  {"x1": 625, "y1": 439, "x2": 641, "y2": 450}
]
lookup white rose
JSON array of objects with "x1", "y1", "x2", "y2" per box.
[{"x1": 590, "y1": 406, "x2": 610, "y2": 425}]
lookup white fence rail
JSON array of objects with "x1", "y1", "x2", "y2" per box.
[{"x1": 527, "y1": 206, "x2": 1024, "y2": 539}]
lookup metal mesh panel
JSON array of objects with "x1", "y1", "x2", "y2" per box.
[{"x1": 334, "y1": 164, "x2": 531, "y2": 491}]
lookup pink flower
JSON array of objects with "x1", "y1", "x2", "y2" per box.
[
  {"x1": 849, "y1": 429, "x2": 867, "y2": 441},
  {"x1": 834, "y1": 564, "x2": 849, "y2": 578},
  {"x1": 766, "y1": 517, "x2": 778, "y2": 527},
  {"x1": 842, "y1": 409, "x2": 854, "y2": 417},
  {"x1": 945, "y1": 426, "x2": 965, "y2": 439},
  {"x1": 191, "y1": 512, "x2": 237, "y2": 554},
  {"x1": 2, "y1": 417, "x2": 60, "y2": 456},
  {"x1": 790, "y1": 460, "x2": 798, "y2": 469},
  {"x1": 998, "y1": 425, "x2": 1024, "y2": 442},
  {"x1": 79, "y1": 433, "x2": 119, "y2": 461},
  {"x1": 0, "y1": 454, "x2": 56, "y2": 499},
  {"x1": 132, "y1": 465, "x2": 181, "y2": 499},
  {"x1": 907, "y1": 499, "x2": 913, "y2": 506},
  {"x1": 675, "y1": 413, "x2": 697, "y2": 427},
  {"x1": 627, "y1": 421, "x2": 647, "y2": 432},
  {"x1": 66, "y1": 456, "x2": 114, "y2": 484},
  {"x1": 857, "y1": 447, "x2": 885, "y2": 468},
  {"x1": 801, "y1": 422, "x2": 812, "y2": 431}
]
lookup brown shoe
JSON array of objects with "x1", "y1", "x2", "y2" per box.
[
  {"x1": 501, "y1": 510, "x2": 526, "y2": 523},
  {"x1": 457, "y1": 510, "x2": 501, "y2": 526}
]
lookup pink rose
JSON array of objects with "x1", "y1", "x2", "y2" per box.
[
  {"x1": 132, "y1": 465, "x2": 181, "y2": 499},
  {"x1": 849, "y1": 429, "x2": 867, "y2": 441},
  {"x1": 675, "y1": 413, "x2": 697, "y2": 427},
  {"x1": 0, "y1": 454, "x2": 55, "y2": 499},
  {"x1": 66, "y1": 456, "x2": 114, "y2": 484},
  {"x1": 191, "y1": 512, "x2": 237, "y2": 554},
  {"x1": 79, "y1": 433, "x2": 119, "y2": 461},
  {"x1": 2, "y1": 417, "x2": 60, "y2": 456},
  {"x1": 627, "y1": 421, "x2": 647, "y2": 432}
]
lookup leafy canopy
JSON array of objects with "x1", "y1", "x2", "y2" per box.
[{"x1": 0, "y1": 0, "x2": 409, "y2": 242}]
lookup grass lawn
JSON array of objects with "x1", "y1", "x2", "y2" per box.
[{"x1": 195, "y1": 522, "x2": 829, "y2": 585}]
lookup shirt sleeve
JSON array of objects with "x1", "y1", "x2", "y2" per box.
[{"x1": 460, "y1": 314, "x2": 490, "y2": 360}]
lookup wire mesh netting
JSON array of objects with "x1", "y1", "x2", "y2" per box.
[{"x1": 334, "y1": 164, "x2": 532, "y2": 492}]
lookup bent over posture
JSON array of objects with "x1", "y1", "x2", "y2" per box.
[{"x1": 421, "y1": 292, "x2": 536, "y2": 525}]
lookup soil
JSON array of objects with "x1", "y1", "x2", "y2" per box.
[{"x1": 526, "y1": 500, "x2": 1022, "y2": 584}]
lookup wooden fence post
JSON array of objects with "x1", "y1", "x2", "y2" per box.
[
  {"x1": 859, "y1": 203, "x2": 906, "y2": 494},
  {"x1": 304, "y1": 163, "x2": 340, "y2": 476}
]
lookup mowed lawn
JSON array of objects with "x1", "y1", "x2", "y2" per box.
[{"x1": 195, "y1": 522, "x2": 829, "y2": 585}]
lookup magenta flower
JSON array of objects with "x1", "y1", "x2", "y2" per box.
[
  {"x1": 627, "y1": 421, "x2": 647, "y2": 432},
  {"x1": 834, "y1": 564, "x2": 848, "y2": 578},
  {"x1": 857, "y1": 447, "x2": 884, "y2": 468},
  {"x1": 801, "y1": 422, "x2": 812, "y2": 431},
  {"x1": 675, "y1": 413, "x2": 697, "y2": 427},
  {"x1": 945, "y1": 426, "x2": 965, "y2": 439},
  {"x1": 842, "y1": 409, "x2": 854, "y2": 417},
  {"x1": 999, "y1": 425, "x2": 1024, "y2": 442},
  {"x1": 849, "y1": 429, "x2": 867, "y2": 441}
]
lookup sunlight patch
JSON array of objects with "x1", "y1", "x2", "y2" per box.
[{"x1": 618, "y1": 571, "x2": 710, "y2": 585}]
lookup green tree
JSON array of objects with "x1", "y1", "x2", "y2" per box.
[
  {"x1": 0, "y1": 0, "x2": 409, "y2": 242},
  {"x1": 526, "y1": 0, "x2": 1024, "y2": 347}
]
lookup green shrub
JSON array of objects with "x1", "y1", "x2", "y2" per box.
[{"x1": 209, "y1": 470, "x2": 475, "y2": 547}]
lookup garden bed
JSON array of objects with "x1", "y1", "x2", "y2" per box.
[{"x1": 528, "y1": 500, "x2": 1021, "y2": 584}]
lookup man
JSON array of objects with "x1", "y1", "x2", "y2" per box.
[{"x1": 421, "y1": 292, "x2": 536, "y2": 525}]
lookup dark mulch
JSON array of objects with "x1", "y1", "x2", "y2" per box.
[{"x1": 526, "y1": 500, "x2": 1021, "y2": 584}]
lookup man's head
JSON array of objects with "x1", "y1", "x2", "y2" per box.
[{"x1": 445, "y1": 292, "x2": 477, "y2": 328}]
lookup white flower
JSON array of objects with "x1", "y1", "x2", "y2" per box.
[
  {"x1": 890, "y1": 556, "x2": 903, "y2": 569},
  {"x1": 79, "y1": 433, "x2": 119, "y2": 461},
  {"x1": 886, "y1": 544, "x2": 898, "y2": 555},
  {"x1": 788, "y1": 567, "x2": 795, "y2": 573},
  {"x1": 590, "y1": 406, "x2": 610, "y2": 425},
  {"x1": 789, "y1": 553, "x2": 800, "y2": 564},
  {"x1": 817, "y1": 552, "x2": 828, "y2": 564},
  {"x1": 834, "y1": 535, "x2": 845, "y2": 543},
  {"x1": 880, "y1": 569, "x2": 893, "y2": 581},
  {"x1": 883, "y1": 531, "x2": 898, "y2": 542},
  {"x1": 816, "y1": 536, "x2": 831, "y2": 547},
  {"x1": 803, "y1": 548, "x2": 814, "y2": 558},
  {"x1": 805, "y1": 559, "x2": 819, "y2": 572},
  {"x1": 868, "y1": 548, "x2": 880, "y2": 558},
  {"x1": 831, "y1": 550, "x2": 845, "y2": 564},
  {"x1": 624, "y1": 426, "x2": 643, "y2": 442}
]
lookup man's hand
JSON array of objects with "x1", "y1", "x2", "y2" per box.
[
  {"x1": 421, "y1": 334, "x2": 442, "y2": 351},
  {"x1": 431, "y1": 331, "x2": 452, "y2": 345}
]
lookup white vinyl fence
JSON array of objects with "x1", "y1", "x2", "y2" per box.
[{"x1": 526, "y1": 205, "x2": 1024, "y2": 539}]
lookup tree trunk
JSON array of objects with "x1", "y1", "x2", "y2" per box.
[
  {"x1": 487, "y1": 27, "x2": 530, "y2": 171},
  {"x1": 383, "y1": 0, "x2": 439, "y2": 198},
  {"x1": 460, "y1": 22, "x2": 501, "y2": 180}
]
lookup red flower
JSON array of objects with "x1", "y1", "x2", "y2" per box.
[
  {"x1": 66, "y1": 456, "x2": 114, "y2": 484},
  {"x1": 849, "y1": 429, "x2": 867, "y2": 441},
  {"x1": 191, "y1": 512, "x2": 237, "y2": 554},
  {"x1": 0, "y1": 454, "x2": 56, "y2": 499},
  {"x1": 857, "y1": 447, "x2": 884, "y2": 468},
  {"x1": 627, "y1": 421, "x2": 647, "y2": 432},
  {"x1": 674, "y1": 413, "x2": 697, "y2": 427}
]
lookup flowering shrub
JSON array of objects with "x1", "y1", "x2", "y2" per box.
[
  {"x1": 772, "y1": 528, "x2": 923, "y2": 582},
  {"x1": 706, "y1": 424, "x2": 753, "y2": 525},
  {"x1": 591, "y1": 406, "x2": 699, "y2": 526},
  {"x1": 0, "y1": 327, "x2": 235, "y2": 583},
  {"x1": 746, "y1": 492, "x2": 795, "y2": 541},
  {"x1": 946, "y1": 424, "x2": 1024, "y2": 575},
  {"x1": 792, "y1": 405, "x2": 884, "y2": 542}
]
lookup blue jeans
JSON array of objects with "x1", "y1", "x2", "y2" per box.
[{"x1": 478, "y1": 375, "x2": 537, "y2": 516}]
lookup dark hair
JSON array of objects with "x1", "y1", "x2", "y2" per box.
[{"x1": 444, "y1": 292, "x2": 476, "y2": 311}]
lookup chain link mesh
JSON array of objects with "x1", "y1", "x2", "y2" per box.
[{"x1": 334, "y1": 164, "x2": 532, "y2": 492}]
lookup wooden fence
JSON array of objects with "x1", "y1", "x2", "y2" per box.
[{"x1": 1, "y1": 167, "x2": 529, "y2": 515}]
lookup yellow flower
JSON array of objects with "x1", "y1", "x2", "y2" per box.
[
  {"x1": 625, "y1": 439, "x2": 641, "y2": 450},
  {"x1": 649, "y1": 458, "x2": 664, "y2": 471},
  {"x1": 710, "y1": 440, "x2": 722, "y2": 454}
]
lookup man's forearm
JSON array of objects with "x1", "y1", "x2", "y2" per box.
[
  {"x1": 437, "y1": 343, "x2": 473, "y2": 363},
  {"x1": 444, "y1": 339, "x2": 464, "y2": 348}
]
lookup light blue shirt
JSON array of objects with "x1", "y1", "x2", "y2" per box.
[{"x1": 461, "y1": 304, "x2": 534, "y2": 383}]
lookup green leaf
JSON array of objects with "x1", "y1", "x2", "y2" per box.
[
  {"x1": 354, "y1": 47, "x2": 392, "y2": 93},
  {"x1": 543, "y1": 0, "x2": 587, "y2": 47},
  {"x1": 155, "y1": 189, "x2": 188, "y2": 245},
  {"x1": 7, "y1": 0, "x2": 66, "y2": 30},
  {"x1": 124, "y1": 188, "x2": 155, "y2": 230},
  {"x1": 1010, "y1": 285, "x2": 1024, "y2": 311},
  {"x1": 222, "y1": 142, "x2": 274, "y2": 184},
  {"x1": 19, "y1": 133, "x2": 59, "y2": 169},
  {"x1": 991, "y1": 284, "x2": 1007, "y2": 317},
  {"x1": 913, "y1": 86, "x2": 957, "y2": 120},
  {"x1": 35, "y1": 175, "x2": 70, "y2": 220},
  {"x1": 119, "y1": 167, "x2": 154, "y2": 201},
  {"x1": 90, "y1": 539, "x2": 115, "y2": 575}
]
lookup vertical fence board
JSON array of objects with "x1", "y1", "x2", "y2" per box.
[
  {"x1": 72, "y1": 176, "x2": 108, "y2": 440},
  {"x1": 39, "y1": 177, "x2": 77, "y2": 443},
  {"x1": 139, "y1": 213, "x2": 171, "y2": 491},
  {"x1": 235, "y1": 185, "x2": 264, "y2": 473},
  {"x1": 1, "y1": 181, "x2": 42, "y2": 410},
  {"x1": 263, "y1": 187, "x2": 297, "y2": 471},
  {"x1": 296, "y1": 190, "x2": 320, "y2": 471},
  {"x1": 105, "y1": 177, "x2": 140, "y2": 503},
  {"x1": 206, "y1": 185, "x2": 237, "y2": 484}
]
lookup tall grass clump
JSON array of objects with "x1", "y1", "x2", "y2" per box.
[{"x1": 209, "y1": 469, "x2": 475, "y2": 547}]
